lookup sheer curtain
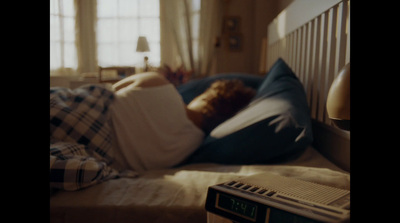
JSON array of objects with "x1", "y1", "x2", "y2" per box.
[
  {"x1": 162, "y1": 0, "x2": 222, "y2": 77},
  {"x1": 75, "y1": 0, "x2": 97, "y2": 74},
  {"x1": 198, "y1": 0, "x2": 223, "y2": 76}
]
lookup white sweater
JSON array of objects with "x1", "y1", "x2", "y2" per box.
[{"x1": 110, "y1": 84, "x2": 204, "y2": 172}]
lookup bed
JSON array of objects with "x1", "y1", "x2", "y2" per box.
[{"x1": 50, "y1": 0, "x2": 350, "y2": 222}]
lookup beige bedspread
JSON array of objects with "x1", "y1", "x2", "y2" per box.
[{"x1": 50, "y1": 146, "x2": 350, "y2": 223}]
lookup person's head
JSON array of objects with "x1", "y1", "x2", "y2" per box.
[{"x1": 187, "y1": 79, "x2": 256, "y2": 134}]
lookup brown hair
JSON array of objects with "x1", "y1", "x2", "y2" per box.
[{"x1": 201, "y1": 79, "x2": 256, "y2": 133}]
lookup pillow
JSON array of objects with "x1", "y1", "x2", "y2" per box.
[
  {"x1": 254, "y1": 57, "x2": 298, "y2": 99},
  {"x1": 179, "y1": 58, "x2": 313, "y2": 165}
]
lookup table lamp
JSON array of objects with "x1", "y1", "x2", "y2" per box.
[
  {"x1": 326, "y1": 63, "x2": 350, "y2": 130},
  {"x1": 136, "y1": 36, "x2": 150, "y2": 71}
]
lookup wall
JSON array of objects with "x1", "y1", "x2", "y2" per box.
[
  {"x1": 214, "y1": 0, "x2": 293, "y2": 75},
  {"x1": 214, "y1": 0, "x2": 255, "y2": 74}
]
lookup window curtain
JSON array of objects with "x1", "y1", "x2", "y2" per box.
[
  {"x1": 162, "y1": 0, "x2": 222, "y2": 77},
  {"x1": 198, "y1": 0, "x2": 222, "y2": 76},
  {"x1": 74, "y1": 0, "x2": 98, "y2": 75}
]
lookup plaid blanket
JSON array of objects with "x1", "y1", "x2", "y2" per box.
[{"x1": 50, "y1": 84, "x2": 131, "y2": 191}]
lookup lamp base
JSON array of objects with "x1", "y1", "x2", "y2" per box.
[
  {"x1": 330, "y1": 119, "x2": 350, "y2": 131},
  {"x1": 144, "y1": 56, "x2": 149, "y2": 72}
]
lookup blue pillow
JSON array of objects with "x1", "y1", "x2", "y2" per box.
[
  {"x1": 254, "y1": 58, "x2": 299, "y2": 99},
  {"x1": 179, "y1": 58, "x2": 313, "y2": 165}
]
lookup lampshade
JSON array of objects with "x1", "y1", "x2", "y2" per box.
[
  {"x1": 136, "y1": 36, "x2": 150, "y2": 52},
  {"x1": 326, "y1": 63, "x2": 350, "y2": 130}
]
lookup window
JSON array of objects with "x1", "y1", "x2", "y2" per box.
[
  {"x1": 97, "y1": 0, "x2": 160, "y2": 68},
  {"x1": 50, "y1": 0, "x2": 77, "y2": 74}
]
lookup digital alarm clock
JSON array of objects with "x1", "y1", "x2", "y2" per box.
[{"x1": 205, "y1": 172, "x2": 350, "y2": 223}]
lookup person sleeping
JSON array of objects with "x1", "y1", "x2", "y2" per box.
[
  {"x1": 110, "y1": 72, "x2": 256, "y2": 171},
  {"x1": 50, "y1": 71, "x2": 256, "y2": 175}
]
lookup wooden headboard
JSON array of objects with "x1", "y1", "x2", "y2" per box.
[{"x1": 264, "y1": 0, "x2": 350, "y2": 172}]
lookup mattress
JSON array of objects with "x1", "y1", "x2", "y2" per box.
[{"x1": 50, "y1": 146, "x2": 350, "y2": 223}]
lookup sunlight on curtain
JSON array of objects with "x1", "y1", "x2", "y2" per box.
[
  {"x1": 162, "y1": 0, "x2": 221, "y2": 77},
  {"x1": 191, "y1": 0, "x2": 201, "y2": 72},
  {"x1": 50, "y1": 0, "x2": 77, "y2": 75},
  {"x1": 97, "y1": 0, "x2": 160, "y2": 68}
]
